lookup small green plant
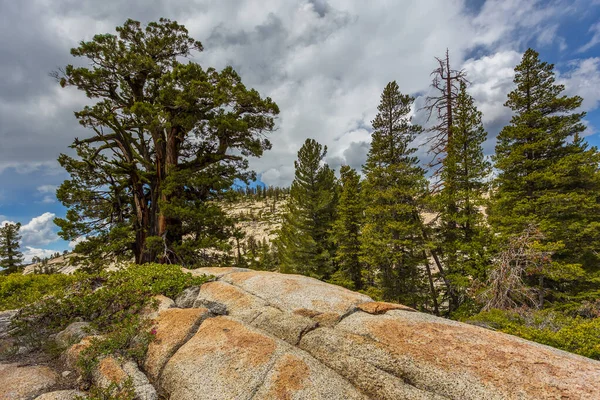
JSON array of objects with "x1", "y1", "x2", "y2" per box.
[
  {"x1": 75, "y1": 378, "x2": 136, "y2": 400},
  {"x1": 77, "y1": 315, "x2": 155, "y2": 383}
]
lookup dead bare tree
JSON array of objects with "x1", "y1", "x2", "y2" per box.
[
  {"x1": 420, "y1": 49, "x2": 469, "y2": 314},
  {"x1": 421, "y1": 49, "x2": 469, "y2": 188},
  {"x1": 479, "y1": 225, "x2": 553, "y2": 311}
]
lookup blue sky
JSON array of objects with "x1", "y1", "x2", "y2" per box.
[{"x1": 1, "y1": 0, "x2": 600, "y2": 261}]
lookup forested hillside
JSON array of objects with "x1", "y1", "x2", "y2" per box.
[{"x1": 222, "y1": 50, "x2": 600, "y2": 360}]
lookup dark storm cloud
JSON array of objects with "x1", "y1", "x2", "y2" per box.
[
  {"x1": 342, "y1": 141, "x2": 370, "y2": 172},
  {"x1": 0, "y1": 2, "x2": 65, "y2": 100},
  {"x1": 307, "y1": 0, "x2": 331, "y2": 18}
]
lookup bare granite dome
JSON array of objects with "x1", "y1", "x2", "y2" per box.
[{"x1": 3, "y1": 267, "x2": 600, "y2": 399}]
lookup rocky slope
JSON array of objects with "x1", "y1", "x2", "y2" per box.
[
  {"x1": 222, "y1": 197, "x2": 288, "y2": 245},
  {"x1": 4, "y1": 267, "x2": 600, "y2": 399}
]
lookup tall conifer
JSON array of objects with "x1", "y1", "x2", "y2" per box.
[
  {"x1": 0, "y1": 223, "x2": 24, "y2": 274},
  {"x1": 435, "y1": 81, "x2": 491, "y2": 310},
  {"x1": 361, "y1": 82, "x2": 428, "y2": 306},
  {"x1": 491, "y1": 48, "x2": 600, "y2": 303},
  {"x1": 276, "y1": 139, "x2": 337, "y2": 279},
  {"x1": 331, "y1": 165, "x2": 364, "y2": 290}
]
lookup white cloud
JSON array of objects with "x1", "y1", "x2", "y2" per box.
[
  {"x1": 0, "y1": 0, "x2": 597, "y2": 188},
  {"x1": 0, "y1": 161, "x2": 63, "y2": 175},
  {"x1": 37, "y1": 184, "x2": 58, "y2": 194},
  {"x1": 36, "y1": 184, "x2": 58, "y2": 203},
  {"x1": 22, "y1": 246, "x2": 58, "y2": 264},
  {"x1": 471, "y1": 0, "x2": 571, "y2": 49},
  {"x1": 462, "y1": 50, "x2": 522, "y2": 143},
  {"x1": 40, "y1": 195, "x2": 56, "y2": 204},
  {"x1": 68, "y1": 236, "x2": 86, "y2": 249},
  {"x1": 578, "y1": 22, "x2": 600, "y2": 53},
  {"x1": 185, "y1": 1, "x2": 484, "y2": 185},
  {"x1": 0, "y1": 217, "x2": 59, "y2": 263},
  {"x1": 20, "y1": 212, "x2": 59, "y2": 247},
  {"x1": 560, "y1": 57, "x2": 600, "y2": 112}
]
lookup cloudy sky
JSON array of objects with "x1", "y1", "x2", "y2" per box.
[{"x1": 1, "y1": 0, "x2": 600, "y2": 261}]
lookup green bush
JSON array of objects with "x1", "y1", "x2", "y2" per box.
[
  {"x1": 0, "y1": 273, "x2": 78, "y2": 311},
  {"x1": 465, "y1": 308, "x2": 600, "y2": 360},
  {"x1": 11, "y1": 263, "x2": 208, "y2": 347},
  {"x1": 76, "y1": 315, "x2": 155, "y2": 383},
  {"x1": 76, "y1": 378, "x2": 136, "y2": 400}
]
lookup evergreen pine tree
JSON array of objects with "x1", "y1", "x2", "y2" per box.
[
  {"x1": 331, "y1": 165, "x2": 364, "y2": 290},
  {"x1": 361, "y1": 81, "x2": 429, "y2": 306},
  {"x1": 0, "y1": 222, "x2": 24, "y2": 273},
  {"x1": 276, "y1": 139, "x2": 337, "y2": 279},
  {"x1": 491, "y1": 48, "x2": 600, "y2": 304},
  {"x1": 435, "y1": 81, "x2": 491, "y2": 310}
]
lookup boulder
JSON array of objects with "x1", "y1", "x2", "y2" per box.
[
  {"x1": 94, "y1": 357, "x2": 157, "y2": 400},
  {"x1": 356, "y1": 301, "x2": 416, "y2": 314},
  {"x1": 155, "y1": 267, "x2": 600, "y2": 400},
  {"x1": 300, "y1": 310, "x2": 600, "y2": 399},
  {"x1": 0, "y1": 363, "x2": 58, "y2": 399},
  {"x1": 174, "y1": 286, "x2": 200, "y2": 308},
  {"x1": 220, "y1": 269, "x2": 372, "y2": 315},
  {"x1": 38, "y1": 267, "x2": 600, "y2": 399},
  {"x1": 64, "y1": 335, "x2": 98, "y2": 371},
  {"x1": 55, "y1": 322, "x2": 93, "y2": 348},
  {"x1": 144, "y1": 307, "x2": 210, "y2": 381},
  {"x1": 159, "y1": 316, "x2": 365, "y2": 400},
  {"x1": 182, "y1": 266, "x2": 250, "y2": 279},
  {"x1": 192, "y1": 280, "x2": 317, "y2": 345},
  {"x1": 0, "y1": 310, "x2": 17, "y2": 338},
  {"x1": 140, "y1": 295, "x2": 176, "y2": 320}
]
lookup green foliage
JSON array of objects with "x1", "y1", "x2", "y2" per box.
[
  {"x1": 465, "y1": 308, "x2": 600, "y2": 360},
  {"x1": 431, "y1": 81, "x2": 492, "y2": 312},
  {"x1": 76, "y1": 378, "x2": 136, "y2": 400},
  {"x1": 361, "y1": 81, "x2": 429, "y2": 306},
  {"x1": 77, "y1": 316, "x2": 155, "y2": 382},
  {"x1": 11, "y1": 263, "x2": 207, "y2": 347},
  {"x1": 276, "y1": 139, "x2": 338, "y2": 279},
  {"x1": 0, "y1": 223, "x2": 23, "y2": 274},
  {"x1": 490, "y1": 48, "x2": 600, "y2": 303},
  {"x1": 0, "y1": 273, "x2": 78, "y2": 311},
  {"x1": 331, "y1": 166, "x2": 364, "y2": 290},
  {"x1": 54, "y1": 19, "x2": 278, "y2": 266}
]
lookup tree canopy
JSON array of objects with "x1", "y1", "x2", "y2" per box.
[
  {"x1": 54, "y1": 19, "x2": 279, "y2": 266},
  {"x1": 276, "y1": 138, "x2": 337, "y2": 279},
  {"x1": 361, "y1": 81, "x2": 429, "y2": 305},
  {"x1": 490, "y1": 49, "x2": 600, "y2": 298}
]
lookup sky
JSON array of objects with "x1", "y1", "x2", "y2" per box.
[{"x1": 1, "y1": 0, "x2": 600, "y2": 262}]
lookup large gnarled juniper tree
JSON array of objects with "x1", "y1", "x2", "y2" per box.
[{"x1": 55, "y1": 19, "x2": 279, "y2": 266}]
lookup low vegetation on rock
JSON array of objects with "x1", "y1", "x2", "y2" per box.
[{"x1": 1, "y1": 264, "x2": 207, "y2": 399}]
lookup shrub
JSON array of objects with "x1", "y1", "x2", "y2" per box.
[
  {"x1": 0, "y1": 273, "x2": 77, "y2": 311},
  {"x1": 76, "y1": 315, "x2": 155, "y2": 383},
  {"x1": 76, "y1": 378, "x2": 136, "y2": 400},
  {"x1": 11, "y1": 263, "x2": 208, "y2": 347},
  {"x1": 465, "y1": 308, "x2": 600, "y2": 360}
]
